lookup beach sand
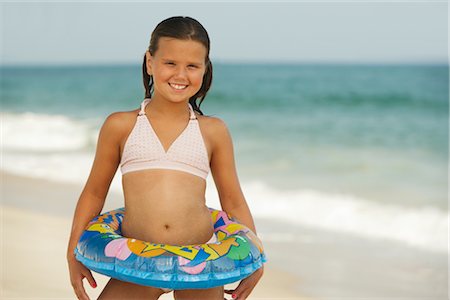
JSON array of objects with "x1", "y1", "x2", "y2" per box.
[{"x1": 1, "y1": 171, "x2": 307, "y2": 300}]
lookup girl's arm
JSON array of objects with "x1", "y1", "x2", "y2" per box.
[
  {"x1": 67, "y1": 113, "x2": 123, "y2": 259},
  {"x1": 209, "y1": 118, "x2": 257, "y2": 234},
  {"x1": 67, "y1": 113, "x2": 124, "y2": 299},
  {"x1": 209, "y1": 117, "x2": 264, "y2": 300}
]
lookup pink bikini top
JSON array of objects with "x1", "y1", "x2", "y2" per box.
[{"x1": 119, "y1": 98, "x2": 210, "y2": 180}]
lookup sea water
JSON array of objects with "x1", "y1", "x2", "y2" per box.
[{"x1": 1, "y1": 63, "x2": 448, "y2": 297}]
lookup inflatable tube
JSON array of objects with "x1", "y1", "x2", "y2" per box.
[{"x1": 74, "y1": 207, "x2": 266, "y2": 290}]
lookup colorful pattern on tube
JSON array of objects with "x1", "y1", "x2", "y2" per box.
[{"x1": 74, "y1": 207, "x2": 267, "y2": 290}]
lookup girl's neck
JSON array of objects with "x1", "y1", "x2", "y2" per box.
[{"x1": 146, "y1": 95, "x2": 190, "y2": 119}]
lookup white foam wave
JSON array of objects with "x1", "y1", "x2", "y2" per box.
[
  {"x1": 2, "y1": 151, "x2": 447, "y2": 253},
  {"x1": 237, "y1": 181, "x2": 448, "y2": 254},
  {"x1": 1, "y1": 112, "x2": 97, "y2": 152}
]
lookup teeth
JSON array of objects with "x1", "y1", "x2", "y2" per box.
[{"x1": 170, "y1": 83, "x2": 188, "y2": 90}]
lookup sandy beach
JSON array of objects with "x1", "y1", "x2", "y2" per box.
[{"x1": 1, "y1": 171, "x2": 307, "y2": 300}]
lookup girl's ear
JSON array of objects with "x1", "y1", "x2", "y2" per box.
[{"x1": 146, "y1": 51, "x2": 153, "y2": 76}]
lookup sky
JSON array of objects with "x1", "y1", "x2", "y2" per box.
[{"x1": 1, "y1": 2, "x2": 448, "y2": 66}]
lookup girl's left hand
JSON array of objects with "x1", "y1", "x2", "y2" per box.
[{"x1": 224, "y1": 266, "x2": 264, "y2": 300}]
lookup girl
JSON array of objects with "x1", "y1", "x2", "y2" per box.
[{"x1": 67, "y1": 16, "x2": 264, "y2": 300}]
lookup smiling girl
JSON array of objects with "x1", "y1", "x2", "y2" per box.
[{"x1": 67, "y1": 16, "x2": 264, "y2": 300}]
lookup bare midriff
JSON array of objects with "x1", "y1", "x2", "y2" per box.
[{"x1": 121, "y1": 169, "x2": 214, "y2": 246}]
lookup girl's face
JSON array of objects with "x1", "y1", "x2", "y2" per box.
[{"x1": 146, "y1": 37, "x2": 207, "y2": 104}]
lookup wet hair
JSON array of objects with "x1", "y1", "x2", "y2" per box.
[{"x1": 142, "y1": 16, "x2": 213, "y2": 115}]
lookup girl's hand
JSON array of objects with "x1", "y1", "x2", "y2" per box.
[
  {"x1": 224, "y1": 266, "x2": 264, "y2": 300},
  {"x1": 67, "y1": 256, "x2": 97, "y2": 300}
]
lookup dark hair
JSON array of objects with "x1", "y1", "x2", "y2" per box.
[{"x1": 142, "y1": 16, "x2": 213, "y2": 115}]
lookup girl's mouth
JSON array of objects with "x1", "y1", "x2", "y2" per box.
[{"x1": 169, "y1": 83, "x2": 188, "y2": 90}]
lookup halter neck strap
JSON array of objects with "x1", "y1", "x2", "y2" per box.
[{"x1": 138, "y1": 98, "x2": 196, "y2": 120}]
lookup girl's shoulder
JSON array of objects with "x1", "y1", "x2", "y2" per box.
[
  {"x1": 105, "y1": 108, "x2": 139, "y2": 125},
  {"x1": 196, "y1": 114, "x2": 232, "y2": 144},
  {"x1": 197, "y1": 113, "x2": 228, "y2": 131},
  {"x1": 100, "y1": 108, "x2": 140, "y2": 139}
]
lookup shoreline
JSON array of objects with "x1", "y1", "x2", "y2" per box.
[{"x1": 1, "y1": 171, "x2": 307, "y2": 299}]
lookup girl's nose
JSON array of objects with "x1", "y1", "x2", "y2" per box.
[{"x1": 174, "y1": 66, "x2": 188, "y2": 78}]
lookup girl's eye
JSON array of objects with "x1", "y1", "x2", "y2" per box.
[
  {"x1": 188, "y1": 65, "x2": 197, "y2": 69},
  {"x1": 165, "y1": 62, "x2": 175, "y2": 65}
]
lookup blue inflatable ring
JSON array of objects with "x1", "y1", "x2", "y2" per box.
[{"x1": 74, "y1": 207, "x2": 266, "y2": 290}]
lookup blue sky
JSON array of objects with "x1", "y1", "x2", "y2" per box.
[{"x1": 1, "y1": 2, "x2": 448, "y2": 66}]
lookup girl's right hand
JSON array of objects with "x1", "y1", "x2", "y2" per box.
[{"x1": 68, "y1": 256, "x2": 97, "y2": 300}]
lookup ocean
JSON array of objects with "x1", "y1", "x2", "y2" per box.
[{"x1": 1, "y1": 63, "x2": 448, "y2": 297}]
